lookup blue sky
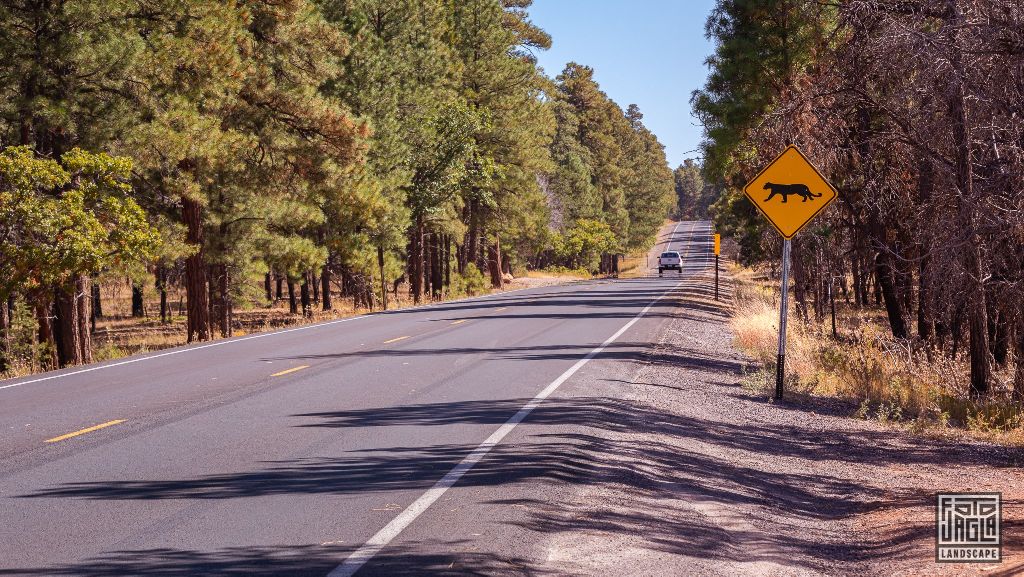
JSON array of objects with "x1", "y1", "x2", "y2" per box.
[{"x1": 527, "y1": 0, "x2": 718, "y2": 168}]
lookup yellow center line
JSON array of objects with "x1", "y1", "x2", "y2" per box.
[
  {"x1": 383, "y1": 335, "x2": 411, "y2": 344},
  {"x1": 450, "y1": 319, "x2": 469, "y2": 325},
  {"x1": 45, "y1": 419, "x2": 126, "y2": 443},
  {"x1": 271, "y1": 365, "x2": 309, "y2": 377},
  {"x1": 493, "y1": 307, "x2": 508, "y2": 312}
]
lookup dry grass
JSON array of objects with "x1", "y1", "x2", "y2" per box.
[{"x1": 730, "y1": 264, "x2": 1024, "y2": 444}]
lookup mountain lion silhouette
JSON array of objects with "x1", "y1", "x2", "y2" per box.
[{"x1": 763, "y1": 182, "x2": 822, "y2": 203}]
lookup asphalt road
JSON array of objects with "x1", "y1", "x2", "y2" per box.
[{"x1": 0, "y1": 220, "x2": 713, "y2": 577}]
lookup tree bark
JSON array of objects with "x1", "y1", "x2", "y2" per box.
[
  {"x1": 431, "y1": 234, "x2": 443, "y2": 300},
  {"x1": 218, "y1": 265, "x2": 231, "y2": 337},
  {"x1": 917, "y1": 158, "x2": 934, "y2": 342},
  {"x1": 424, "y1": 232, "x2": 433, "y2": 299},
  {"x1": 851, "y1": 250, "x2": 863, "y2": 307},
  {"x1": 156, "y1": 264, "x2": 169, "y2": 323},
  {"x1": 869, "y1": 216, "x2": 909, "y2": 339},
  {"x1": 322, "y1": 260, "x2": 334, "y2": 312},
  {"x1": 91, "y1": 282, "x2": 103, "y2": 319},
  {"x1": 275, "y1": 274, "x2": 283, "y2": 302},
  {"x1": 264, "y1": 273, "x2": 273, "y2": 302},
  {"x1": 300, "y1": 275, "x2": 311, "y2": 318},
  {"x1": 1014, "y1": 314, "x2": 1024, "y2": 400},
  {"x1": 34, "y1": 296, "x2": 56, "y2": 370},
  {"x1": 947, "y1": 1, "x2": 990, "y2": 395},
  {"x1": 54, "y1": 283, "x2": 82, "y2": 367},
  {"x1": 466, "y1": 200, "x2": 479, "y2": 272},
  {"x1": 207, "y1": 265, "x2": 220, "y2": 336},
  {"x1": 991, "y1": 308, "x2": 1009, "y2": 367},
  {"x1": 287, "y1": 279, "x2": 298, "y2": 315},
  {"x1": 444, "y1": 236, "x2": 451, "y2": 288},
  {"x1": 488, "y1": 239, "x2": 503, "y2": 289},
  {"x1": 182, "y1": 196, "x2": 210, "y2": 342},
  {"x1": 131, "y1": 282, "x2": 145, "y2": 318},
  {"x1": 0, "y1": 294, "x2": 9, "y2": 373},
  {"x1": 378, "y1": 245, "x2": 387, "y2": 311},
  {"x1": 76, "y1": 275, "x2": 92, "y2": 364},
  {"x1": 411, "y1": 214, "x2": 424, "y2": 304}
]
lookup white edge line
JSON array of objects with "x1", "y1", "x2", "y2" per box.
[
  {"x1": 0, "y1": 282, "x2": 573, "y2": 392},
  {"x1": 326, "y1": 278, "x2": 683, "y2": 577}
]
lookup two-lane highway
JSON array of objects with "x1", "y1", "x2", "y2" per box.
[{"x1": 0, "y1": 221, "x2": 713, "y2": 576}]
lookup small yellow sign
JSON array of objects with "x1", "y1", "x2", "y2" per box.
[
  {"x1": 714, "y1": 233, "x2": 721, "y2": 256},
  {"x1": 743, "y1": 145, "x2": 838, "y2": 239}
]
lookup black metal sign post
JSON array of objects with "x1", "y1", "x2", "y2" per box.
[
  {"x1": 775, "y1": 239, "x2": 791, "y2": 400},
  {"x1": 742, "y1": 146, "x2": 839, "y2": 402}
]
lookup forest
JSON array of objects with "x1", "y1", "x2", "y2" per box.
[
  {"x1": 0, "y1": 0, "x2": 676, "y2": 374},
  {"x1": 694, "y1": 0, "x2": 1024, "y2": 407}
]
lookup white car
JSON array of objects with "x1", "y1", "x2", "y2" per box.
[{"x1": 658, "y1": 251, "x2": 682, "y2": 275}]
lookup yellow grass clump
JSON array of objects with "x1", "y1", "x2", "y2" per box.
[{"x1": 729, "y1": 264, "x2": 1024, "y2": 443}]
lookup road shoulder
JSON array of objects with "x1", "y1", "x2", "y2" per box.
[{"x1": 533, "y1": 268, "x2": 1023, "y2": 576}]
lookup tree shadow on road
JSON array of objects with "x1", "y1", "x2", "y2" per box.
[
  {"x1": 0, "y1": 543, "x2": 548, "y2": 577},
  {"x1": 260, "y1": 342, "x2": 751, "y2": 376}
]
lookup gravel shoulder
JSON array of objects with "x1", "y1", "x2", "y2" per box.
[{"x1": 534, "y1": 267, "x2": 1024, "y2": 576}]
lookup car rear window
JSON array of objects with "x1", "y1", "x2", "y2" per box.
[{"x1": 661, "y1": 252, "x2": 679, "y2": 258}]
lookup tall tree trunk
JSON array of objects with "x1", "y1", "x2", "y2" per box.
[
  {"x1": 444, "y1": 236, "x2": 452, "y2": 288},
  {"x1": 275, "y1": 274, "x2": 283, "y2": 302},
  {"x1": 378, "y1": 245, "x2": 387, "y2": 311},
  {"x1": 92, "y1": 282, "x2": 103, "y2": 319},
  {"x1": 217, "y1": 264, "x2": 231, "y2": 337},
  {"x1": 424, "y1": 233, "x2": 433, "y2": 299},
  {"x1": 869, "y1": 216, "x2": 909, "y2": 339},
  {"x1": 34, "y1": 297, "x2": 56, "y2": 370},
  {"x1": 322, "y1": 260, "x2": 334, "y2": 312},
  {"x1": 431, "y1": 234, "x2": 443, "y2": 300},
  {"x1": 851, "y1": 250, "x2": 863, "y2": 308},
  {"x1": 131, "y1": 282, "x2": 145, "y2": 318},
  {"x1": 991, "y1": 308, "x2": 1009, "y2": 367},
  {"x1": 1014, "y1": 314, "x2": 1024, "y2": 400},
  {"x1": 917, "y1": 152, "x2": 936, "y2": 341},
  {"x1": 54, "y1": 283, "x2": 82, "y2": 367},
  {"x1": 182, "y1": 196, "x2": 210, "y2": 342},
  {"x1": 0, "y1": 294, "x2": 9, "y2": 373},
  {"x1": 76, "y1": 275, "x2": 92, "y2": 364},
  {"x1": 947, "y1": 1, "x2": 989, "y2": 395},
  {"x1": 466, "y1": 200, "x2": 479, "y2": 273},
  {"x1": 411, "y1": 214, "x2": 424, "y2": 303},
  {"x1": 156, "y1": 264, "x2": 169, "y2": 324},
  {"x1": 300, "y1": 275, "x2": 311, "y2": 318},
  {"x1": 208, "y1": 265, "x2": 220, "y2": 335},
  {"x1": 287, "y1": 279, "x2": 298, "y2": 315},
  {"x1": 488, "y1": 239, "x2": 503, "y2": 289},
  {"x1": 264, "y1": 273, "x2": 273, "y2": 302}
]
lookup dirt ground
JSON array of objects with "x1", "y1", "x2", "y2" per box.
[{"x1": 534, "y1": 267, "x2": 1023, "y2": 576}]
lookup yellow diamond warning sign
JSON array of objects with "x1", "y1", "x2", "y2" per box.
[{"x1": 743, "y1": 145, "x2": 838, "y2": 239}]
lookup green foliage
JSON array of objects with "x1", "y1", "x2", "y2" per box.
[
  {"x1": 691, "y1": 1, "x2": 836, "y2": 264},
  {"x1": 451, "y1": 264, "x2": 488, "y2": 297},
  {"x1": 553, "y1": 218, "x2": 617, "y2": 273},
  {"x1": 548, "y1": 65, "x2": 673, "y2": 257},
  {"x1": 0, "y1": 0, "x2": 681, "y2": 365},
  {"x1": 674, "y1": 159, "x2": 717, "y2": 219},
  {"x1": 0, "y1": 146, "x2": 160, "y2": 298}
]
